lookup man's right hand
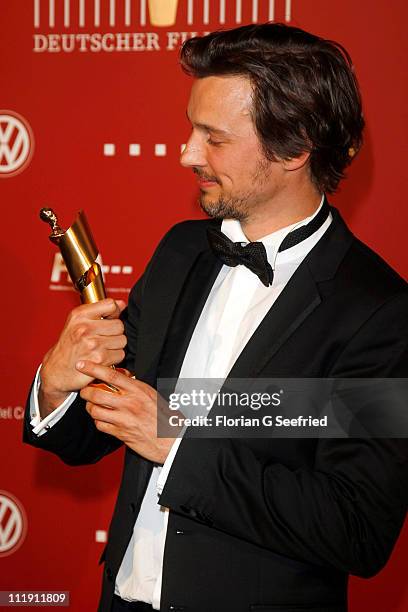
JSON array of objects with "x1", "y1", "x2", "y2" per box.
[{"x1": 38, "y1": 298, "x2": 127, "y2": 418}]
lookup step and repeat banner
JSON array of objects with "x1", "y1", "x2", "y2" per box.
[{"x1": 1, "y1": 1, "x2": 407, "y2": 610}]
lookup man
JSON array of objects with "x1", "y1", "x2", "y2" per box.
[{"x1": 24, "y1": 23, "x2": 407, "y2": 612}]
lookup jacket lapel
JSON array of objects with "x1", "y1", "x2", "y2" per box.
[
  {"x1": 227, "y1": 206, "x2": 354, "y2": 378},
  {"x1": 134, "y1": 230, "x2": 222, "y2": 385},
  {"x1": 227, "y1": 263, "x2": 321, "y2": 379},
  {"x1": 157, "y1": 249, "x2": 223, "y2": 380}
]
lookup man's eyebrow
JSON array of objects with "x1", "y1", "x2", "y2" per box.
[{"x1": 185, "y1": 110, "x2": 231, "y2": 136}]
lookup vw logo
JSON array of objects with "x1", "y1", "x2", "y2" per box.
[
  {"x1": 0, "y1": 491, "x2": 28, "y2": 557},
  {"x1": 0, "y1": 111, "x2": 34, "y2": 177}
]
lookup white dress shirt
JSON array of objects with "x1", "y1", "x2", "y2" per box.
[{"x1": 30, "y1": 196, "x2": 331, "y2": 609}]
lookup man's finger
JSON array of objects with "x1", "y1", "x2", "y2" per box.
[
  {"x1": 84, "y1": 400, "x2": 120, "y2": 424},
  {"x1": 81, "y1": 385, "x2": 133, "y2": 410},
  {"x1": 105, "y1": 299, "x2": 127, "y2": 319},
  {"x1": 81, "y1": 387, "x2": 115, "y2": 407},
  {"x1": 94, "y1": 419, "x2": 116, "y2": 436},
  {"x1": 98, "y1": 335, "x2": 127, "y2": 351},
  {"x1": 76, "y1": 360, "x2": 137, "y2": 392},
  {"x1": 88, "y1": 318, "x2": 125, "y2": 337},
  {"x1": 75, "y1": 298, "x2": 125, "y2": 320}
]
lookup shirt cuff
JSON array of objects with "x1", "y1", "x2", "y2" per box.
[
  {"x1": 29, "y1": 364, "x2": 78, "y2": 436},
  {"x1": 156, "y1": 437, "x2": 183, "y2": 495}
]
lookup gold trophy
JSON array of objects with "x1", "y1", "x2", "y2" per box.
[
  {"x1": 40, "y1": 208, "x2": 106, "y2": 304},
  {"x1": 40, "y1": 207, "x2": 122, "y2": 392}
]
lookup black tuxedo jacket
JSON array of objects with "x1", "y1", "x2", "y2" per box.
[{"x1": 24, "y1": 207, "x2": 408, "y2": 612}]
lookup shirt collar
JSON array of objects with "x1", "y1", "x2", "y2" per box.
[{"x1": 220, "y1": 194, "x2": 326, "y2": 267}]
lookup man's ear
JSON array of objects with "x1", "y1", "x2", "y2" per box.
[{"x1": 281, "y1": 150, "x2": 311, "y2": 172}]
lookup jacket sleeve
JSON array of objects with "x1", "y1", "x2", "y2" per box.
[
  {"x1": 22, "y1": 224, "x2": 175, "y2": 466},
  {"x1": 158, "y1": 292, "x2": 408, "y2": 578},
  {"x1": 21, "y1": 275, "x2": 144, "y2": 465}
]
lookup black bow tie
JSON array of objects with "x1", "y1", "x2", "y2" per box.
[
  {"x1": 207, "y1": 228, "x2": 273, "y2": 286},
  {"x1": 207, "y1": 198, "x2": 330, "y2": 287}
]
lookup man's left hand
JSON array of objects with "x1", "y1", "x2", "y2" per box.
[{"x1": 77, "y1": 360, "x2": 174, "y2": 464}]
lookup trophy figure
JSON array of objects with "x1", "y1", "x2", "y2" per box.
[
  {"x1": 40, "y1": 207, "x2": 121, "y2": 392},
  {"x1": 40, "y1": 207, "x2": 106, "y2": 304}
]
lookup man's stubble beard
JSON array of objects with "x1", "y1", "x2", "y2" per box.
[
  {"x1": 199, "y1": 192, "x2": 250, "y2": 221},
  {"x1": 198, "y1": 157, "x2": 272, "y2": 221}
]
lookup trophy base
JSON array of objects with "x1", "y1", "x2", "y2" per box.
[{"x1": 88, "y1": 368, "x2": 130, "y2": 394}]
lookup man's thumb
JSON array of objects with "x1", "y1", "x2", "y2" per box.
[{"x1": 116, "y1": 299, "x2": 127, "y2": 312}]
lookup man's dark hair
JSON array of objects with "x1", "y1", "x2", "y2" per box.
[{"x1": 180, "y1": 23, "x2": 364, "y2": 193}]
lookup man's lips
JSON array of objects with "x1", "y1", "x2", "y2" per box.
[
  {"x1": 197, "y1": 176, "x2": 219, "y2": 188},
  {"x1": 193, "y1": 168, "x2": 219, "y2": 185}
]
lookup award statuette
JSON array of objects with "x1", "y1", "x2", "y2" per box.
[
  {"x1": 40, "y1": 207, "x2": 121, "y2": 392},
  {"x1": 40, "y1": 207, "x2": 106, "y2": 304}
]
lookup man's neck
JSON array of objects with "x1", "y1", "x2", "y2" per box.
[{"x1": 240, "y1": 185, "x2": 323, "y2": 242}]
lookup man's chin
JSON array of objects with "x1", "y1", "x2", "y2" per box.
[
  {"x1": 199, "y1": 196, "x2": 225, "y2": 219},
  {"x1": 199, "y1": 196, "x2": 248, "y2": 221}
]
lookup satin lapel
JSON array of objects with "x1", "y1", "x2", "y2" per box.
[
  {"x1": 227, "y1": 262, "x2": 321, "y2": 379},
  {"x1": 226, "y1": 206, "x2": 354, "y2": 379},
  {"x1": 134, "y1": 246, "x2": 222, "y2": 384},
  {"x1": 157, "y1": 249, "x2": 223, "y2": 380}
]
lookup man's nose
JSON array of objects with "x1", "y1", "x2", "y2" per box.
[{"x1": 180, "y1": 136, "x2": 206, "y2": 168}]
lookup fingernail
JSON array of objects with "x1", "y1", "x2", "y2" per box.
[{"x1": 76, "y1": 361, "x2": 85, "y2": 369}]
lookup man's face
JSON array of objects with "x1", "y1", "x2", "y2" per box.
[{"x1": 181, "y1": 75, "x2": 286, "y2": 221}]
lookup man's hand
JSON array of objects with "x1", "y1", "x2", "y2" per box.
[
  {"x1": 78, "y1": 361, "x2": 175, "y2": 464},
  {"x1": 39, "y1": 298, "x2": 127, "y2": 417}
]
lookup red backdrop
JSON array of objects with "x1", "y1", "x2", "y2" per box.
[{"x1": 1, "y1": 1, "x2": 407, "y2": 610}]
